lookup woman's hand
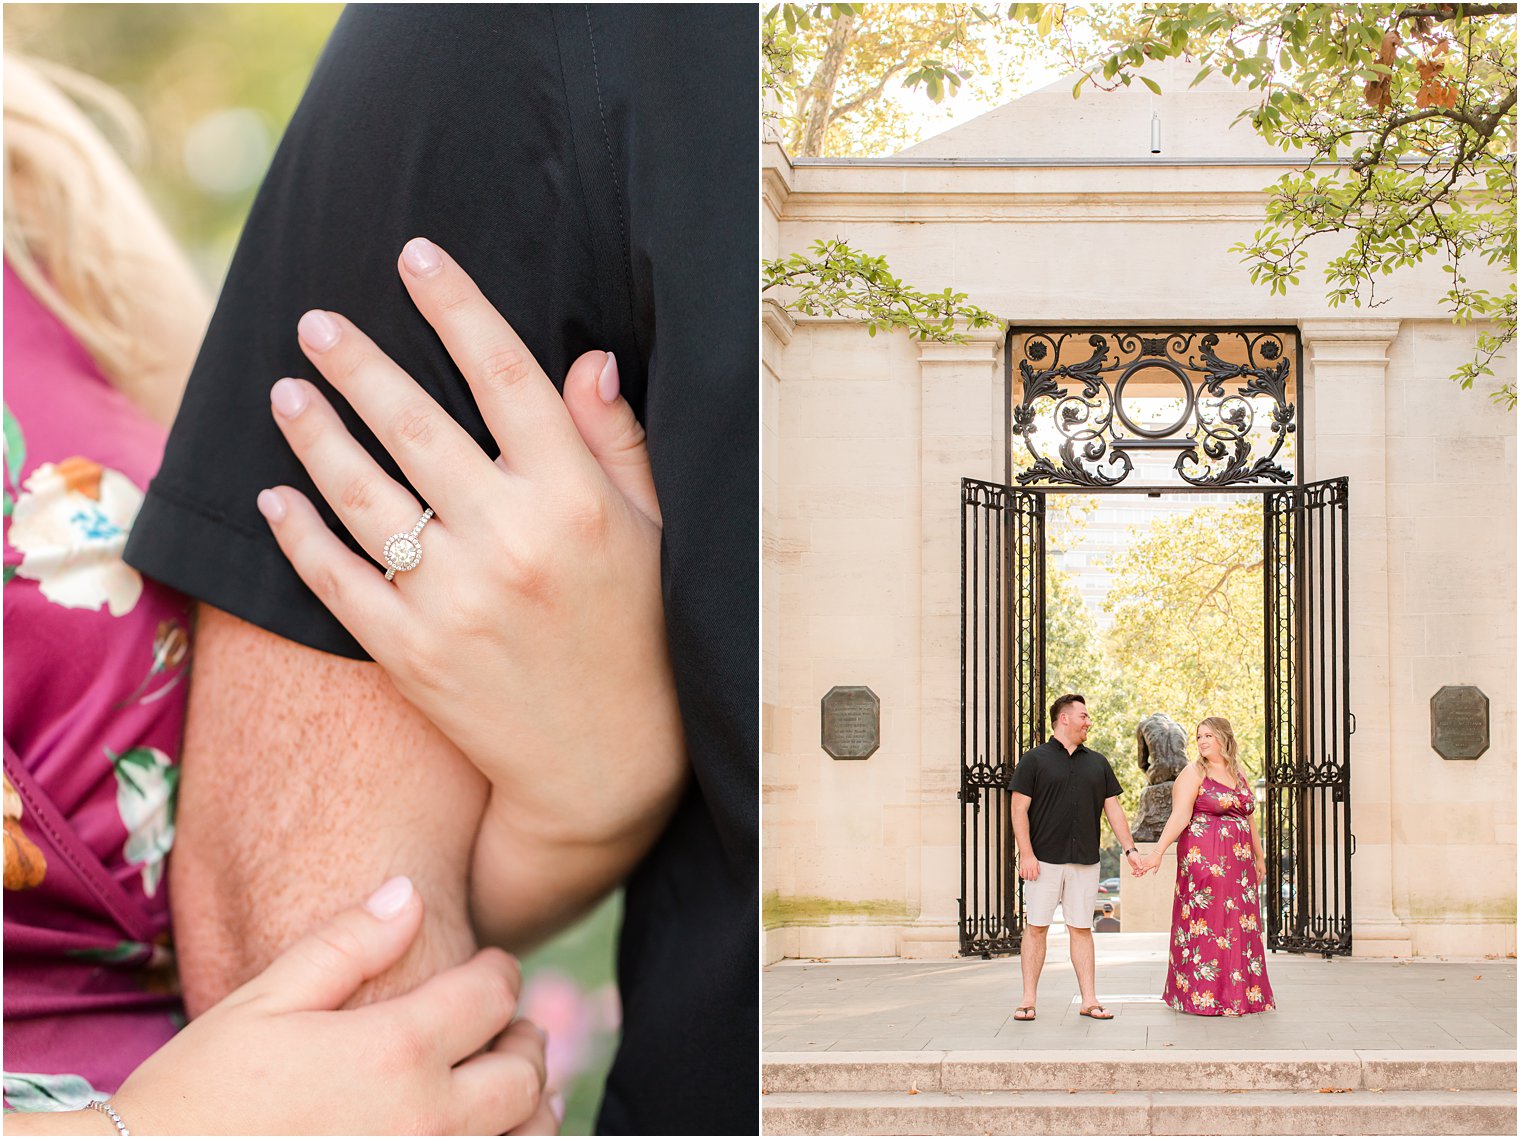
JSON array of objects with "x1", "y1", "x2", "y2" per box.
[
  {"x1": 255, "y1": 238, "x2": 685, "y2": 946},
  {"x1": 106, "y1": 878, "x2": 557, "y2": 1135},
  {"x1": 1139, "y1": 853, "x2": 1164, "y2": 876}
]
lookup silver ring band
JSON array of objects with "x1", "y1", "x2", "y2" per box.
[{"x1": 383, "y1": 508, "x2": 434, "y2": 581}]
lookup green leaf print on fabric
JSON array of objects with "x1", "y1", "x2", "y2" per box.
[
  {"x1": 3, "y1": 1071, "x2": 103, "y2": 1112},
  {"x1": 4, "y1": 403, "x2": 25, "y2": 495},
  {"x1": 107, "y1": 747, "x2": 178, "y2": 897},
  {"x1": 65, "y1": 940, "x2": 153, "y2": 965},
  {"x1": 3, "y1": 403, "x2": 21, "y2": 538}
]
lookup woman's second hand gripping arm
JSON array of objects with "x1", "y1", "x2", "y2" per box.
[{"x1": 256, "y1": 238, "x2": 687, "y2": 950}]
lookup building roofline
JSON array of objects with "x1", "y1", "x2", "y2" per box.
[{"x1": 790, "y1": 155, "x2": 1422, "y2": 168}]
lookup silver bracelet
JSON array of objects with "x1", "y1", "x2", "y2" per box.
[{"x1": 87, "y1": 1099, "x2": 131, "y2": 1136}]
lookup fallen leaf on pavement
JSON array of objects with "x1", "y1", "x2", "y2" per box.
[
  {"x1": 1473, "y1": 975, "x2": 1482, "y2": 980},
  {"x1": 1318, "y1": 1087, "x2": 1353, "y2": 1094},
  {"x1": 907, "y1": 1087, "x2": 919, "y2": 1096}
]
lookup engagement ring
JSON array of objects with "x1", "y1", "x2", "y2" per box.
[{"x1": 383, "y1": 508, "x2": 434, "y2": 580}]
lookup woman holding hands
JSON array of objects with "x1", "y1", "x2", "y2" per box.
[{"x1": 1139, "y1": 717, "x2": 1276, "y2": 1017}]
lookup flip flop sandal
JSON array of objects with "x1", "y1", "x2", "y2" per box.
[
  {"x1": 1079, "y1": 1005, "x2": 1114, "y2": 1020},
  {"x1": 1013, "y1": 1006, "x2": 1036, "y2": 1022}
]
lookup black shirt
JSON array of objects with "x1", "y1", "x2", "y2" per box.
[
  {"x1": 121, "y1": 6, "x2": 755, "y2": 1134},
  {"x1": 1007, "y1": 737, "x2": 1123, "y2": 865}
]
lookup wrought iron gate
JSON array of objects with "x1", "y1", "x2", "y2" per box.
[
  {"x1": 1264, "y1": 478, "x2": 1353, "y2": 956},
  {"x1": 958, "y1": 478, "x2": 1044, "y2": 957},
  {"x1": 959, "y1": 326, "x2": 1355, "y2": 958}
]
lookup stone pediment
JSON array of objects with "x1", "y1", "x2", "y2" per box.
[{"x1": 900, "y1": 56, "x2": 1298, "y2": 161}]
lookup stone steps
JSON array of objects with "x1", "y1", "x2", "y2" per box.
[
  {"x1": 761, "y1": 1050, "x2": 1517, "y2": 1135},
  {"x1": 761, "y1": 1089, "x2": 1518, "y2": 1135}
]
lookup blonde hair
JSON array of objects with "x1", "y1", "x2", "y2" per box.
[
  {"x1": 4, "y1": 55, "x2": 145, "y2": 382},
  {"x1": 1194, "y1": 716, "x2": 1251, "y2": 793}
]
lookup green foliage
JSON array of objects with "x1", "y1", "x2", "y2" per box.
[
  {"x1": 1102, "y1": 498, "x2": 1266, "y2": 778},
  {"x1": 764, "y1": 3, "x2": 1058, "y2": 156},
  {"x1": 1024, "y1": 2, "x2": 1518, "y2": 408},
  {"x1": 6, "y1": 4, "x2": 343, "y2": 286},
  {"x1": 764, "y1": 237, "x2": 1001, "y2": 340}
]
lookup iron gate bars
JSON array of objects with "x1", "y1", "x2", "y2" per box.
[
  {"x1": 959, "y1": 478, "x2": 1045, "y2": 957},
  {"x1": 1264, "y1": 478, "x2": 1354, "y2": 957}
]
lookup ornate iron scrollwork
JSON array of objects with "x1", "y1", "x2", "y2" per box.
[{"x1": 1010, "y1": 328, "x2": 1299, "y2": 488}]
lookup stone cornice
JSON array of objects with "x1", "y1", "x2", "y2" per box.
[
  {"x1": 762, "y1": 298, "x2": 796, "y2": 347},
  {"x1": 916, "y1": 331, "x2": 1004, "y2": 364},
  {"x1": 781, "y1": 189, "x2": 1272, "y2": 225},
  {"x1": 763, "y1": 141, "x2": 793, "y2": 218},
  {"x1": 1300, "y1": 319, "x2": 1402, "y2": 365}
]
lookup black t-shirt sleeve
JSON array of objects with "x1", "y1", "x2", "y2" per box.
[
  {"x1": 1102, "y1": 757, "x2": 1123, "y2": 800},
  {"x1": 1009, "y1": 753, "x2": 1037, "y2": 796},
  {"x1": 123, "y1": 5, "x2": 618, "y2": 658}
]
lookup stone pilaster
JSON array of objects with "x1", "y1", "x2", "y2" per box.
[
  {"x1": 900, "y1": 329, "x2": 1004, "y2": 957},
  {"x1": 1300, "y1": 318, "x2": 1412, "y2": 957}
]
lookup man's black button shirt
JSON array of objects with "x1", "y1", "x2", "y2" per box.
[{"x1": 1006, "y1": 737, "x2": 1124, "y2": 865}]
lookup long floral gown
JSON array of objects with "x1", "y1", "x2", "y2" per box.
[{"x1": 1161, "y1": 775, "x2": 1276, "y2": 1016}]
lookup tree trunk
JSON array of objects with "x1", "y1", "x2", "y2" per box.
[{"x1": 796, "y1": 13, "x2": 857, "y2": 157}]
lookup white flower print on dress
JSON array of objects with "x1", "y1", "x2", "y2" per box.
[
  {"x1": 108, "y1": 747, "x2": 178, "y2": 896},
  {"x1": 7, "y1": 457, "x2": 144, "y2": 615}
]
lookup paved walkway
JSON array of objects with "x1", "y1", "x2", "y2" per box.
[{"x1": 764, "y1": 932, "x2": 1517, "y2": 1053}]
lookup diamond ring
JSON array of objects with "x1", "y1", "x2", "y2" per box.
[{"x1": 383, "y1": 508, "x2": 434, "y2": 581}]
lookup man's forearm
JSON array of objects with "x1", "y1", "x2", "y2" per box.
[
  {"x1": 1011, "y1": 799, "x2": 1034, "y2": 857},
  {"x1": 1105, "y1": 803, "x2": 1138, "y2": 852},
  {"x1": 170, "y1": 606, "x2": 486, "y2": 1015}
]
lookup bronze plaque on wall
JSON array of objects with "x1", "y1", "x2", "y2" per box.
[
  {"x1": 1431, "y1": 685, "x2": 1489, "y2": 761},
  {"x1": 821, "y1": 686, "x2": 880, "y2": 760}
]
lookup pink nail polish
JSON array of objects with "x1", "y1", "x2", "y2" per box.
[
  {"x1": 549, "y1": 1094, "x2": 565, "y2": 1122},
  {"x1": 270, "y1": 378, "x2": 308, "y2": 418},
  {"x1": 402, "y1": 237, "x2": 442, "y2": 277},
  {"x1": 597, "y1": 352, "x2": 620, "y2": 404},
  {"x1": 256, "y1": 488, "x2": 286, "y2": 524},
  {"x1": 298, "y1": 310, "x2": 340, "y2": 352},
  {"x1": 364, "y1": 875, "x2": 413, "y2": 920}
]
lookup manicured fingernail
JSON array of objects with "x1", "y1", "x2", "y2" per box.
[
  {"x1": 549, "y1": 1093, "x2": 564, "y2": 1123},
  {"x1": 298, "y1": 309, "x2": 340, "y2": 352},
  {"x1": 364, "y1": 875, "x2": 413, "y2": 920},
  {"x1": 256, "y1": 488, "x2": 286, "y2": 524},
  {"x1": 597, "y1": 351, "x2": 620, "y2": 404},
  {"x1": 402, "y1": 237, "x2": 442, "y2": 277},
  {"x1": 270, "y1": 378, "x2": 308, "y2": 418}
]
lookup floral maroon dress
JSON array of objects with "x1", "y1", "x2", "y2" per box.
[
  {"x1": 1161, "y1": 775, "x2": 1275, "y2": 1016},
  {"x1": 4, "y1": 262, "x2": 192, "y2": 1111}
]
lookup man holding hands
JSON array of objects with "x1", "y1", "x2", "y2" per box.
[{"x1": 1008, "y1": 694, "x2": 1148, "y2": 1022}]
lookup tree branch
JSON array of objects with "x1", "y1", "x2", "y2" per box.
[
  {"x1": 830, "y1": 61, "x2": 914, "y2": 120},
  {"x1": 1396, "y1": 5, "x2": 1517, "y2": 22}
]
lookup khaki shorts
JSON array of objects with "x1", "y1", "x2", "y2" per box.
[{"x1": 1023, "y1": 860, "x2": 1101, "y2": 929}]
